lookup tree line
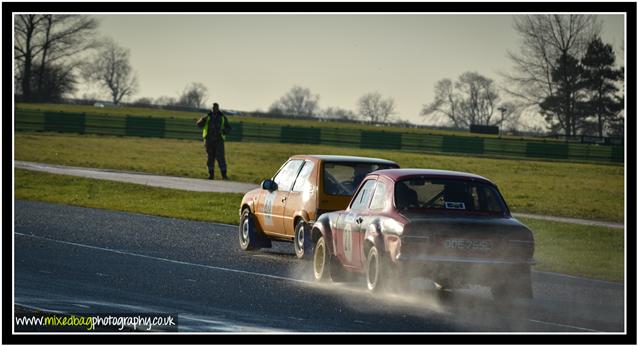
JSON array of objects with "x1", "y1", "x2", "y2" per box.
[
  {"x1": 15, "y1": 15, "x2": 99, "y2": 102},
  {"x1": 15, "y1": 15, "x2": 139, "y2": 106},
  {"x1": 267, "y1": 85, "x2": 397, "y2": 124},
  {"x1": 132, "y1": 82, "x2": 211, "y2": 109},
  {"x1": 421, "y1": 15, "x2": 623, "y2": 138},
  {"x1": 15, "y1": 14, "x2": 624, "y2": 137}
]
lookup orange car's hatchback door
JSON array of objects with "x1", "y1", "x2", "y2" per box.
[{"x1": 283, "y1": 160, "x2": 317, "y2": 235}]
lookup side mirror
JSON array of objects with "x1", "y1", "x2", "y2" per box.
[{"x1": 261, "y1": 179, "x2": 278, "y2": 192}]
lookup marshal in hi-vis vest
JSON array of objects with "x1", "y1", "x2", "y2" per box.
[{"x1": 201, "y1": 113, "x2": 228, "y2": 141}]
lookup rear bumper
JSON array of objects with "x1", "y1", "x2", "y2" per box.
[
  {"x1": 396, "y1": 254, "x2": 535, "y2": 265},
  {"x1": 395, "y1": 255, "x2": 534, "y2": 286}
]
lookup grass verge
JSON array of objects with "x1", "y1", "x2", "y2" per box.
[
  {"x1": 15, "y1": 168, "x2": 243, "y2": 225},
  {"x1": 14, "y1": 169, "x2": 623, "y2": 282},
  {"x1": 15, "y1": 132, "x2": 624, "y2": 222},
  {"x1": 520, "y1": 217, "x2": 624, "y2": 282}
]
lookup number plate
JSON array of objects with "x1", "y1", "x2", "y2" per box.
[{"x1": 444, "y1": 238, "x2": 492, "y2": 252}]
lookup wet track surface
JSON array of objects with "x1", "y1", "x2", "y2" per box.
[{"x1": 14, "y1": 200, "x2": 625, "y2": 332}]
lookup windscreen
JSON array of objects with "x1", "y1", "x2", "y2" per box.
[
  {"x1": 323, "y1": 162, "x2": 397, "y2": 196},
  {"x1": 394, "y1": 178, "x2": 506, "y2": 214}
]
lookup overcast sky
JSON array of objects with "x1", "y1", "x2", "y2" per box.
[{"x1": 88, "y1": 14, "x2": 625, "y2": 125}]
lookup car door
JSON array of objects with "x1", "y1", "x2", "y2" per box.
[
  {"x1": 283, "y1": 160, "x2": 316, "y2": 235},
  {"x1": 353, "y1": 179, "x2": 388, "y2": 269},
  {"x1": 257, "y1": 159, "x2": 304, "y2": 236},
  {"x1": 337, "y1": 178, "x2": 377, "y2": 268}
]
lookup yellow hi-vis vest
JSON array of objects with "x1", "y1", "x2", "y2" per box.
[{"x1": 202, "y1": 113, "x2": 227, "y2": 141}]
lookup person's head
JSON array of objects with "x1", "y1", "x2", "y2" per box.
[{"x1": 212, "y1": 103, "x2": 219, "y2": 112}]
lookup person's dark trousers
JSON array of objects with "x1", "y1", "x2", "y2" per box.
[{"x1": 205, "y1": 139, "x2": 228, "y2": 179}]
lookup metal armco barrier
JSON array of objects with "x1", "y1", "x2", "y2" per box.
[{"x1": 15, "y1": 110, "x2": 624, "y2": 164}]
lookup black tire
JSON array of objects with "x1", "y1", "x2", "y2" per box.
[
  {"x1": 239, "y1": 208, "x2": 262, "y2": 251},
  {"x1": 365, "y1": 245, "x2": 388, "y2": 292},
  {"x1": 293, "y1": 221, "x2": 312, "y2": 260},
  {"x1": 313, "y1": 236, "x2": 331, "y2": 281}
]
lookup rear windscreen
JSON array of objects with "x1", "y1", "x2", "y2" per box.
[
  {"x1": 394, "y1": 178, "x2": 506, "y2": 214},
  {"x1": 323, "y1": 162, "x2": 397, "y2": 196}
]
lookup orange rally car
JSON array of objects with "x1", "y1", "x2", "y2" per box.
[{"x1": 238, "y1": 155, "x2": 399, "y2": 258}]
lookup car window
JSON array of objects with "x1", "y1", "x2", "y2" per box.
[
  {"x1": 292, "y1": 161, "x2": 315, "y2": 192},
  {"x1": 350, "y1": 179, "x2": 377, "y2": 210},
  {"x1": 369, "y1": 180, "x2": 387, "y2": 210},
  {"x1": 323, "y1": 162, "x2": 397, "y2": 196},
  {"x1": 273, "y1": 160, "x2": 304, "y2": 192},
  {"x1": 395, "y1": 178, "x2": 506, "y2": 214}
]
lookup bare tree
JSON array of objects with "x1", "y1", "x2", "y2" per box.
[
  {"x1": 131, "y1": 97, "x2": 154, "y2": 106},
  {"x1": 421, "y1": 72, "x2": 504, "y2": 128},
  {"x1": 496, "y1": 101, "x2": 523, "y2": 131},
  {"x1": 31, "y1": 62, "x2": 77, "y2": 102},
  {"x1": 421, "y1": 79, "x2": 458, "y2": 126},
  {"x1": 503, "y1": 15, "x2": 600, "y2": 108},
  {"x1": 358, "y1": 92, "x2": 395, "y2": 123},
  {"x1": 15, "y1": 15, "x2": 45, "y2": 101},
  {"x1": 155, "y1": 96, "x2": 177, "y2": 106},
  {"x1": 269, "y1": 85, "x2": 320, "y2": 117},
  {"x1": 457, "y1": 72, "x2": 500, "y2": 126},
  {"x1": 177, "y1": 82, "x2": 209, "y2": 109},
  {"x1": 321, "y1": 106, "x2": 357, "y2": 120},
  {"x1": 83, "y1": 38, "x2": 138, "y2": 104},
  {"x1": 15, "y1": 14, "x2": 99, "y2": 101}
]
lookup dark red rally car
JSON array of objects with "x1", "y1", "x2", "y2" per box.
[{"x1": 310, "y1": 168, "x2": 535, "y2": 299}]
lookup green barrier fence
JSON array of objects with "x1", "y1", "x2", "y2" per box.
[
  {"x1": 15, "y1": 110, "x2": 624, "y2": 164},
  {"x1": 44, "y1": 111, "x2": 85, "y2": 134},
  {"x1": 320, "y1": 127, "x2": 361, "y2": 147},
  {"x1": 361, "y1": 131, "x2": 402, "y2": 150},
  {"x1": 281, "y1": 126, "x2": 321, "y2": 145},
  {"x1": 442, "y1": 136, "x2": 484, "y2": 155}
]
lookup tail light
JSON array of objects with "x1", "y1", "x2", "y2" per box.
[{"x1": 508, "y1": 239, "x2": 534, "y2": 258}]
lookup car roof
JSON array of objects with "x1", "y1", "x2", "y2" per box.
[
  {"x1": 372, "y1": 168, "x2": 495, "y2": 184},
  {"x1": 290, "y1": 155, "x2": 398, "y2": 165}
]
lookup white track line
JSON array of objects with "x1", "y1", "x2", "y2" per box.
[
  {"x1": 15, "y1": 232, "x2": 307, "y2": 285},
  {"x1": 15, "y1": 232, "x2": 604, "y2": 332},
  {"x1": 527, "y1": 319, "x2": 600, "y2": 332}
]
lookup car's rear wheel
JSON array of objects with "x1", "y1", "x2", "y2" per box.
[
  {"x1": 294, "y1": 221, "x2": 312, "y2": 259},
  {"x1": 366, "y1": 245, "x2": 388, "y2": 292},
  {"x1": 239, "y1": 208, "x2": 262, "y2": 251},
  {"x1": 313, "y1": 236, "x2": 331, "y2": 281}
]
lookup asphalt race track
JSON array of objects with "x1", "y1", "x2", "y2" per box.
[{"x1": 14, "y1": 200, "x2": 624, "y2": 333}]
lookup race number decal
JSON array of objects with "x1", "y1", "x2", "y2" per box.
[
  {"x1": 263, "y1": 192, "x2": 276, "y2": 226},
  {"x1": 343, "y1": 223, "x2": 353, "y2": 262}
]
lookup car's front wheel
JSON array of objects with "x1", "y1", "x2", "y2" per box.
[
  {"x1": 294, "y1": 221, "x2": 312, "y2": 259},
  {"x1": 239, "y1": 208, "x2": 262, "y2": 251},
  {"x1": 313, "y1": 235, "x2": 331, "y2": 281}
]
